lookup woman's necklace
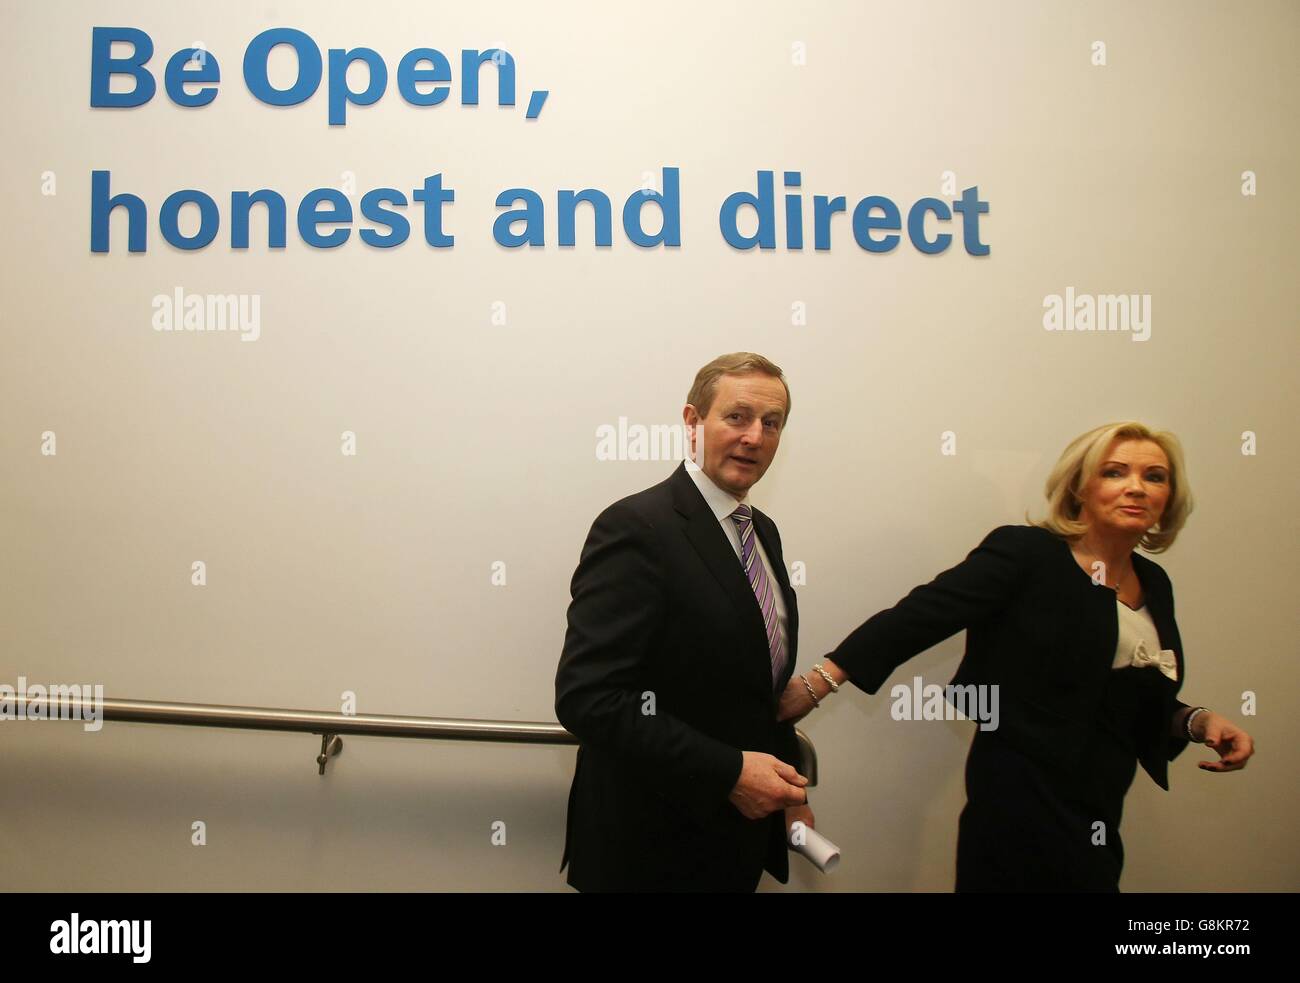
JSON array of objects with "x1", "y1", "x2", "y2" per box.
[
  {"x1": 1075, "y1": 545, "x2": 1131, "y2": 594},
  {"x1": 1099, "y1": 557, "x2": 1139, "y2": 608}
]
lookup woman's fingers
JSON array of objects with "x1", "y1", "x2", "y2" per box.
[{"x1": 1198, "y1": 718, "x2": 1254, "y2": 771}]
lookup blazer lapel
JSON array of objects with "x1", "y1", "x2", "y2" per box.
[{"x1": 1133, "y1": 555, "x2": 1183, "y2": 682}]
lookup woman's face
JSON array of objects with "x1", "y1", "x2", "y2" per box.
[{"x1": 1078, "y1": 438, "x2": 1171, "y2": 538}]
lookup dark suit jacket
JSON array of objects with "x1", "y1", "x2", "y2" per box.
[
  {"x1": 829, "y1": 524, "x2": 1190, "y2": 789},
  {"x1": 555, "y1": 461, "x2": 801, "y2": 891}
]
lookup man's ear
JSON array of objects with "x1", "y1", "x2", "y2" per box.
[{"x1": 683, "y1": 405, "x2": 702, "y2": 463}]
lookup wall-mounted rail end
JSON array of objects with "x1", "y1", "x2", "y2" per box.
[{"x1": 315, "y1": 733, "x2": 343, "y2": 775}]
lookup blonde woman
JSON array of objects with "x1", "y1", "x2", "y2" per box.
[{"x1": 780, "y1": 422, "x2": 1255, "y2": 891}]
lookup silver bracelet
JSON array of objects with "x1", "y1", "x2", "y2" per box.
[
  {"x1": 811, "y1": 663, "x2": 840, "y2": 693},
  {"x1": 800, "y1": 673, "x2": 821, "y2": 709},
  {"x1": 1184, "y1": 706, "x2": 1210, "y2": 743}
]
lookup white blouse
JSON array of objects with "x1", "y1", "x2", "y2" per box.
[{"x1": 1112, "y1": 599, "x2": 1178, "y2": 680}]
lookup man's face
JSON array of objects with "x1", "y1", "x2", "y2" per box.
[{"x1": 683, "y1": 372, "x2": 788, "y2": 500}]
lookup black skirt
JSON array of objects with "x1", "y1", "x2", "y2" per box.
[{"x1": 955, "y1": 664, "x2": 1176, "y2": 892}]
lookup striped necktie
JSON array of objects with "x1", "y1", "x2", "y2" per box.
[{"x1": 729, "y1": 504, "x2": 786, "y2": 687}]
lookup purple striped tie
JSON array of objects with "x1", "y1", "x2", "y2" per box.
[{"x1": 729, "y1": 504, "x2": 786, "y2": 687}]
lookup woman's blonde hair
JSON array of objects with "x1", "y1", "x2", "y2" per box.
[{"x1": 1033, "y1": 422, "x2": 1193, "y2": 553}]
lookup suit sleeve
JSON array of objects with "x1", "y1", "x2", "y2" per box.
[
  {"x1": 555, "y1": 501, "x2": 743, "y2": 815},
  {"x1": 1166, "y1": 702, "x2": 1192, "y2": 762},
  {"x1": 828, "y1": 524, "x2": 1035, "y2": 694},
  {"x1": 1161, "y1": 570, "x2": 1192, "y2": 764}
]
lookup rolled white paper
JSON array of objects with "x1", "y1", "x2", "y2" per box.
[{"x1": 789, "y1": 823, "x2": 841, "y2": 873}]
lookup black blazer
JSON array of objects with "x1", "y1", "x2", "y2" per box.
[
  {"x1": 555, "y1": 462, "x2": 802, "y2": 891},
  {"x1": 829, "y1": 524, "x2": 1190, "y2": 789}
]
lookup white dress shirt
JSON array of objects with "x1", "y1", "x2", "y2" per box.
[{"x1": 684, "y1": 458, "x2": 789, "y2": 655}]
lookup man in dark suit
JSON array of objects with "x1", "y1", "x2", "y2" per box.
[{"x1": 555, "y1": 352, "x2": 811, "y2": 892}]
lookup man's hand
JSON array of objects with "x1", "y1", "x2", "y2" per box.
[
  {"x1": 785, "y1": 803, "x2": 815, "y2": 838},
  {"x1": 728, "y1": 751, "x2": 808, "y2": 820},
  {"x1": 1194, "y1": 712, "x2": 1255, "y2": 772}
]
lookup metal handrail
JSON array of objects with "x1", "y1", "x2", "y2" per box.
[{"x1": 5, "y1": 694, "x2": 818, "y2": 782}]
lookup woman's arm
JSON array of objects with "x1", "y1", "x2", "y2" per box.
[{"x1": 778, "y1": 525, "x2": 1035, "y2": 720}]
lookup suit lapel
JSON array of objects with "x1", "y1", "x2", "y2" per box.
[{"x1": 670, "y1": 464, "x2": 777, "y2": 685}]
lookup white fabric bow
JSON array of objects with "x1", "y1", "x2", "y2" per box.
[{"x1": 1129, "y1": 639, "x2": 1178, "y2": 681}]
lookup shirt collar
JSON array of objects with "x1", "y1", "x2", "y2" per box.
[{"x1": 684, "y1": 457, "x2": 749, "y2": 522}]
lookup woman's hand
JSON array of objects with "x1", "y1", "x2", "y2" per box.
[
  {"x1": 778, "y1": 660, "x2": 850, "y2": 722},
  {"x1": 777, "y1": 674, "x2": 815, "y2": 722},
  {"x1": 1193, "y1": 712, "x2": 1255, "y2": 772}
]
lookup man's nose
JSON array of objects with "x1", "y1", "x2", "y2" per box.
[{"x1": 739, "y1": 420, "x2": 765, "y2": 445}]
